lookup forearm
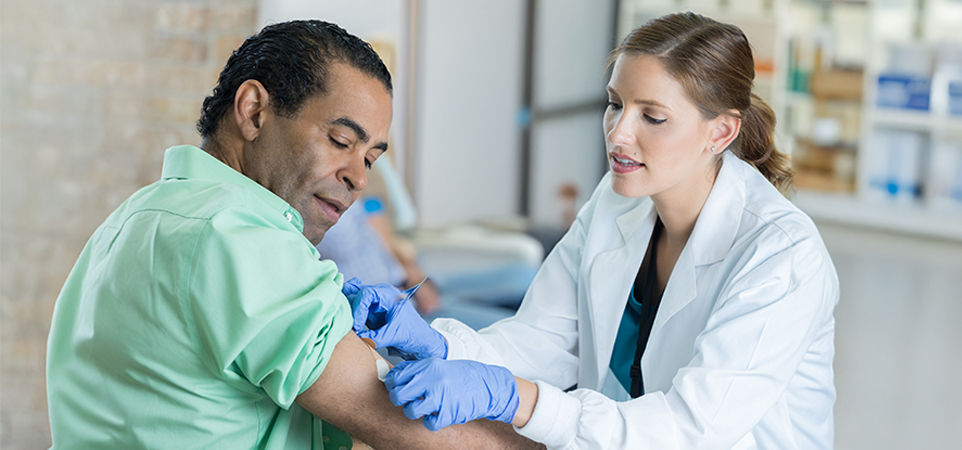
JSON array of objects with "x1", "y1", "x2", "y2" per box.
[{"x1": 298, "y1": 332, "x2": 542, "y2": 449}]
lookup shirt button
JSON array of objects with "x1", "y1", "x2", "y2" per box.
[{"x1": 284, "y1": 211, "x2": 293, "y2": 222}]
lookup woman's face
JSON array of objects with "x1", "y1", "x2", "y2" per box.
[{"x1": 603, "y1": 54, "x2": 719, "y2": 199}]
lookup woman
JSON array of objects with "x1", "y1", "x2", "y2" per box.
[{"x1": 347, "y1": 12, "x2": 838, "y2": 449}]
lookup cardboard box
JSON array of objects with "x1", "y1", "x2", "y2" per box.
[{"x1": 810, "y1": 70, "x2": 863, "y2": 100}]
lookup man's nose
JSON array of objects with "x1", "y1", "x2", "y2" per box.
[{"x1": 340, "y1": 157, "x2": 368, "y2": 192}]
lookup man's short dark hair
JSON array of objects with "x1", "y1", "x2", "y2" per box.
[{"x1": 196, "y1": 20, "x2": 393, "y2": 138}]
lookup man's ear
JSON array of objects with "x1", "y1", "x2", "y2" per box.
[
  {"x1": 709, "y1": 110, "x2": 741, "y2": 154},
  {"x1": 233, "y1": 79, "x2": 271, "y2": 142}
]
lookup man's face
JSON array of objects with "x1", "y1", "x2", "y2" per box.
[{"x1": 246, "y1": 63, "x2": 393, "y2": 245}]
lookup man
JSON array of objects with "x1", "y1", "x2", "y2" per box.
[{"x1": 46, "y1": 20, "x2": 538, "y2": 449}]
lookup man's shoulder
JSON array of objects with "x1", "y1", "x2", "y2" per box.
[
  {"x1": 93, "y1": 177, "x2": 276, "y2": 256},
  {"x1": 120, "y1": 177, "x2": 256, "y2": 222}
]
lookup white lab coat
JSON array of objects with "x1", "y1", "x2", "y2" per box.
[{"x1": 433, "y1": 152, "x2": 839, "y2": 449}]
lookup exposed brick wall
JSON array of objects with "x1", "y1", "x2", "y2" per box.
[{"x1": 0, "y1": 1, "x2": 257, "y2": 447}]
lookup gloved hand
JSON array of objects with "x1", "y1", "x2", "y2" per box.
[
  {"x1": 341, "y1": 277, "x2": 402, "y2": 332},
  {"x1": 384, "y1": 358, "x2": 519, "y2": 431},
  {"x1": 357, "y1": 298, "x2": 447, "y2": 360}
]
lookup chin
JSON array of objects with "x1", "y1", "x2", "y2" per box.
[
  {"x1": 304, "y1": 225, "x2": 329, "y2": 247},
  {"x1": 611, "y1": 178, "x2": 650, "y2": 198}
]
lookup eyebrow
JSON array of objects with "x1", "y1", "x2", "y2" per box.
[
  {"x1": 331, "y1": 117, "x2": 388, "y2": 151},
  {"x1": 606, "y1": 86, "x2": 671, "y2": 111}
]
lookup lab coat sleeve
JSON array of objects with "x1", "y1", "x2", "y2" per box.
[
  {"x1": 432, "y1": 181, "x2": 604, "y2": 389},
  {"x1": 517, "y1": 231, "x2": 838, "y2": 449}
]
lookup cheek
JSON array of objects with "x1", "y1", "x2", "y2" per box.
[{"x1": 602, "y1": 112, "x2": 619, "y2": 141}]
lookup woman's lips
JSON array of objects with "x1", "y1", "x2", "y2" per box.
[{"x1": 610, "y1": 153, "x2": 644, "y2": 174}]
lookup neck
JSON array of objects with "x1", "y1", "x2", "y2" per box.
[
  {"x1": 651, "y1": 163, "x2": 719, "y2": 247},
  {"x1": 200, "y1": 136, "x2": 244, "y2": 173}
]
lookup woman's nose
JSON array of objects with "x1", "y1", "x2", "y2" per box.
[{"x1": 607, "y1": 116, "x2": 634, "y2": 147}]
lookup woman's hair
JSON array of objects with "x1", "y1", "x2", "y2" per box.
[{"x1": 609, "y1": 12, "x2": 792, "y2": 192}]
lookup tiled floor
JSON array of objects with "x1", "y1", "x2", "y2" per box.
[{"x1": 818, "y1": 222, "x2": 962, "y2": 449}]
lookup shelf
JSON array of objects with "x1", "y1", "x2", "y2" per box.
[
  {"x1": 872, "y1": 108, "x2": 962, "y2": 134},
  {"x1": 792, "y1": 190, "x2": 962, "y2": 241}
]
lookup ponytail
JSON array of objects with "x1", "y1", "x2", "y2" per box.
[
  {"x1": 732, "y1": 93, "x2": 793, "y2": 193},
  {"x1": 615, "y1": 13, "x2": 793, "y2": 192}
]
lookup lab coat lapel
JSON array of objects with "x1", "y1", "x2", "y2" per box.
[
  {"x1": 650, "y1": 152, "x2": 745, "y2": 339},
  {"x1": 649, "y1": 245, "x2": 697, "y2": 340},
  {"x1": 585, "y1": 199, "x2": 656, "y2": 388}
]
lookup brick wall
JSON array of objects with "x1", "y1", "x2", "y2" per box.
[{"x1": 0, "y1": 1, "x2": 257, "y2": 447}]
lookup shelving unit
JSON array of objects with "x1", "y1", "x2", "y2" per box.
[
  {"x1": 785, "y1": 1, "x2": 962, "y2": 241},
  {"x1": 849, "y1": 34, "x2": 962, "y2": 239},
  {"x1": 792, "y1": 190, "x2": 962, "y2": 242},
  {"x1": 871, "y1": 109, "x2": 962, "y2": 134}
]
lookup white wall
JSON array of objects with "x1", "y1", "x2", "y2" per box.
[
  {"x1": 413, "y1": 0, "x2": 526, "y2": 227},
  {"x1": 533, "y1": 0, "x2": 614, "y2": 110},
  {"x1": 530, "y1": 113, "x2": 607, "y2": 227},
  {"x1": 528, "y1": 0, "x2": 614, "y2": 226},
  {"x1": 258, "y1": 1, "x2": 403, "y2": 41}
]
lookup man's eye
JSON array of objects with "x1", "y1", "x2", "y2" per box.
[
  {"x1": 644, "y1": 114, "x2": 667, "y2": 125},
  {"x1": 329, "y1": 137, "x2": 349, "y2": 148}
]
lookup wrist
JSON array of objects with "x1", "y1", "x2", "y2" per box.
[
  {"x1": 487, "y1": 365, "x2": 521, "y2": 425},
  {"x1": 510, "y1": 376, "x2": 537, "y2": 428}
]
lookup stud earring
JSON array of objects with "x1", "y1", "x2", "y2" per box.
[{"x1": 711, "y1": 146, "x2": 717, "y2": 153}]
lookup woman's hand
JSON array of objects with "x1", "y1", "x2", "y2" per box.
[
  {"x1": 343, "y1": 277, "x2": 447, "y2": 360},
  {"x1": 384, "y1": 358, "x2": 520, "y2": 431},
  {"x1": 341, "y1": 277, "x2": 401, "y2": 332}
]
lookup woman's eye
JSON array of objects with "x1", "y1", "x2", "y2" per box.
[
  {"x1": 364, "y1": 159, "x2": 373, "y2": 169},
  {"x1": 606, "y1": 101, "x2": 622, "y2": 111},
  {"x1": 329, "y1": 136, "x2": 349, "y2": 148},
  {"x1": 644, "y1": 114, "x2": 667, "y2": 125}
]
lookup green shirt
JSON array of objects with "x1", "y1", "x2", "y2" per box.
[{"x1": 47, "y1": 145, "x2": 354, "y2": 449}]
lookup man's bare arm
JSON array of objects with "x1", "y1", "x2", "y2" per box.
[{"x1": 296, "y1": 331, "x2": 544, "y2": 449}]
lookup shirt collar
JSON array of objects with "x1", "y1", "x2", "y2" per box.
[
  {"x1": 686, "y1": 151, "x2": 745, "y2": 266},
  {"x1": 160, "y1": 145, "x2": 304, "y2": 231}
]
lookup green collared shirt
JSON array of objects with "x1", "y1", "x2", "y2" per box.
[{"x1": 47, "y1": 145, "x2": 353, "y2": 449}]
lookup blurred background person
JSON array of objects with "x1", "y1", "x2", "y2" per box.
[{"x1": 316, "y1": 158, "x2": 539, "y2": 331}]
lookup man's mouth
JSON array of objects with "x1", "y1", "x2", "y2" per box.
[{"x1": 314, "y1": 195, "x2": 346, "y2": 222}]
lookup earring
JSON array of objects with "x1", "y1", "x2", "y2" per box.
[{"x1": 711, "y1": 146, "x2": 717, "y2": 153}]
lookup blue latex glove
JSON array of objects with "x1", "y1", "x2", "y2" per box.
[
  {"x1": 357, "y1": 298, "x2": 447, "y2": 360},
  {"x1": 341, "y1": 277, "x2": 402, "y2": 332},
  {"x1": 385, "y1": 358, "x2": 520, "y2": 431}
]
